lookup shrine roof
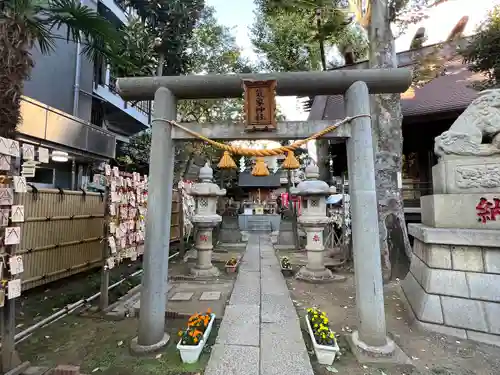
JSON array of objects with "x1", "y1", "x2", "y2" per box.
[
  {"x1": 308, "y1": 39, "x2": 484, "y2": 121},
  {"x1": 238, "y1": 172, "x2": 281, "y2": 188}
]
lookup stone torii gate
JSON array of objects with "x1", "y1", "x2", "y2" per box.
[{"x1": 116, "y1": 69, "x2": 411, "y2": 357}]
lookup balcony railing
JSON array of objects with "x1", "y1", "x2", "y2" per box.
[
  {"x1": 113, "y1": 0, "x2": 127, "y2": 12},
  {"x1": 99, "y1": 0, "x2": 133, "y2": 25},
  {"x1": 107, "y1": 75, "x2": 151, "y2": 117}
]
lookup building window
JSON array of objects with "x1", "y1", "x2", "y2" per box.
[
  {"x1": 28, "y1": 167, "x2": 55, "y2": 185},
  {"x1": 91, "y1": 98, "x2": 105, "y2": 127},
  {"x1": 410, "y1": 27, "x2": 427, "y2": 49},
  {"x1": 447, "y1": 16, "x2": 469, "y2": 40}
]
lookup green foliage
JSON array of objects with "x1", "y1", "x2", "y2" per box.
[
  {"x1": 461, "y1": 6, "x2": 500, "y2": 90},
  {"x1": 260, "y1": 0, "x2": 353, "y2": 42},
  {"x1": 125, "y1": 0, "x2": 205, "y2": 76},
  {"x1": 110, "y1": 18, "x2": 157, "y2": 78},
  {"x1": 116, "y1": 131, "x2": 151, "y2": 174},
  {"x1": 117, "y1": 6, "x2": 250, "y2": 181},
  {"x1": 252, "y1": 0, "x2": 366, "y2": 72},
  {"x1": 251, "y1": 0, "x2": 368, "y2": 113},
  {"x1": 187, "y1": 7, "x2": 253, "y2": 74},
  {"x1": 0, "y1": 0, "x2": 124, "y2": 137},
  {"x1": 2, "y1": 0, "x2": 122, "y2": 61},
  {"x1": 178, "y1": 6, "x2": 250, "y2": 124},
  {"x1": 251, "y1": 8, "x2": 322, "y2": 72}
]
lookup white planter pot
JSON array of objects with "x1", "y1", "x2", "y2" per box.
[
  {"x1": 305, "y1": 316, "x2": 340, "y2": 365},
  {"x1": 177, "y1": 313, "x2": 216, "y2": 364}
]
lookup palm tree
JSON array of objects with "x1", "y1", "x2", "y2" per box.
[{"x1": 0, "y1": 0, "x2": 124, "y2": 139}]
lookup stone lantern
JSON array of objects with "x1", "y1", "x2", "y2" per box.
[
  {"x1": 291, "y1": 163, "x2": 337, "y2": 282},
  {"x1": 188, "y1": 162, "x2": 226, "y2": 277}
]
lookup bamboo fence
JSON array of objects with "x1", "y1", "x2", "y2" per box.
[{"x1": 16, "y1": 187, "x2": 180, "y2": 291}]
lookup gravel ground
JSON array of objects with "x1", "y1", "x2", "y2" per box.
[{"x1": 286, "y1": 272, "x2": 500, "y2": 375}]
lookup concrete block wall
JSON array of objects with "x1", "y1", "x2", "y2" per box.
[{"x1": 401, "y1": 237, "x2": 500, "y2": 347}]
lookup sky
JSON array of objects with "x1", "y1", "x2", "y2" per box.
[
  {"x1": 205, "y1": 0, "x2": 308, "y2": 122},
  {"x1": 205, "y1": 0, "x2": 498, "y2": 159},
  {"x1": 206, "y1": 0, "x2": 498, "y2": 122}
]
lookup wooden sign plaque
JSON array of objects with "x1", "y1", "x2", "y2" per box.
[{"x1": 242, "y1": 79, "x2": 277, "y2": 131}]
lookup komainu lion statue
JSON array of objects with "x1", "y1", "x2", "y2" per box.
[{"x1": 434, "y1": 89, "x2": 500, "y2": 157}]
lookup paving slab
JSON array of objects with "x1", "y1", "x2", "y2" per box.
[
  {"x1": 239, "y1": 252, "x2": 260, "y2": 272},
  {"x1": 261, "y1": 293, "x2": 297, "y2": 323},
  {"x1": 134, "y1": 280, "x2": 233, "y2": 318},
  {"x1": 169, "y1": 292, "x2": 194, "y2": 301},
  {"x1": 260, "y1": 323, "x2": 314, "y2": 375},
  {"x1": 200, "y1": 291, "x2": 221, "y2": 301},
  {"x1": 204, "y1": 344, "x2": 259, "y2": 375},
  {"x1": 229, "y1": 271, "x2": 261, "y2": 306},
  {"x1": 260, "y1": 273, "x2": 289, "y2": 295},
  {"x1": 216, "y1": 304, "x2": 260, "y2": 346},
  {"x1": 205, "y1": 233, "x2": 314, "y2": 374}
]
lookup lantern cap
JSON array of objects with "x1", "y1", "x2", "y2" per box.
[
  {"x1": 199, "y1": 162, "x2": 213, "y2": 182},
  {"x1": 305, "y1": 162, "x2": 320, "y2": 179},
  {"x1": 291, "y1": 162, "x2": 330, "y2": 196}
]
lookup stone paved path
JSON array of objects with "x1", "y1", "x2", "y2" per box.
[{"x1": 205, "y1": 233, "x2": 314, "y2": 375}]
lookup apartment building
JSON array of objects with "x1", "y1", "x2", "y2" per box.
[{"x1": 19, "y1": 0, "x2": 150, "y2": 189}]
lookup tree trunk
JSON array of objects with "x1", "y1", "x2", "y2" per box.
[
  {"x1": 369, "y1": 0, "x2": 411, "y2": 281},
  {"x1": 316, "y1": 9, "x2": 327, "y2": 71},
  {"x1": 316, "y1": 139, "x2": 331, "y2": 183},
  {"x1": 0, "y1": 20, "x2": 32, "y2": 139},
  {"x1": 313, "y1": 9, "x2": 332, "y2": 185},
  {"x1": 176, "y1": 152, "x2": 194, "y2": 183}
]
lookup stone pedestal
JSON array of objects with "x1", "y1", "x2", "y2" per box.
[
  {"x1": 240, "y1": 231, "x2": 249, "y2": 242},
  {"x1": 432, "y1": 155, "x2": 500, "y2": 195},
  {"x1": 270, "y1": 230, "x2": 279, "y2": 244},
  {"x1": 291, "y1": 163, "x2": 338, "y2": 283},
  {"x1": 190, "y1": 220, "x2": 220, "y2": 277},
  {"x1": 296, "y1": 225, "x2": 336, "y2": 281},
  {"x1": 401, "y1": 224, "x2": 500, "y2": 347},
  {"x1": 421, "y1": 193, "x2": 500, "y2": 229},
  {"x1": 402, "y1": 154, "x2": 500, "y2": 347},
  {"x1": 187, "y1": 163, "x2": 226, "y2": 278}
]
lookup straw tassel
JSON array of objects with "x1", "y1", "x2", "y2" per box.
[
  {"x1": 217, "y1": 151, "x2": 237, "y2": 169},
  {"x1": 252, "y1": 157, "x2": 270, "y2": 176},
  {"x1": 282, "y1": 151, "x2": 300, "y2": 170}
]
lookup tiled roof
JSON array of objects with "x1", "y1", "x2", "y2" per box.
[{"x1": 309, "y1": 40, "x2": 484, "y2": 121}]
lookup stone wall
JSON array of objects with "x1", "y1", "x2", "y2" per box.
[{"x1": 401, "y1": 224, "x2": 500, "y2": 346}]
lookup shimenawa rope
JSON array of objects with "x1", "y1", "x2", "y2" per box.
[{"x1": 165, "y1": 114, "x2": 370, "y2": 175}]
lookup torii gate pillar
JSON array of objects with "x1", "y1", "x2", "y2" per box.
[{"x1": 117, "y1": 69, "x2": 411, "y2": 358}]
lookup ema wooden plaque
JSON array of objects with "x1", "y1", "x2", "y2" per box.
[{"x1": 242, "y1": 79, "x2": 277, "y2": 131}]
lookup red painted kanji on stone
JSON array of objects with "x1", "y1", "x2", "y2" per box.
[
  {"x1": 476, "y1": 197, "x2": 500, "y2": 223},
  {"x1": 313, "y1": 234, "x2": 320, "y2": 242},
  {"x1": 200, "y1": 234, "x2": 208, "y2": 242}
]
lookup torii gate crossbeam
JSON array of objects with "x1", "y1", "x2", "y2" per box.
[{"x1": 117, "y1": 69, "x2": 411, "y2": 358}]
